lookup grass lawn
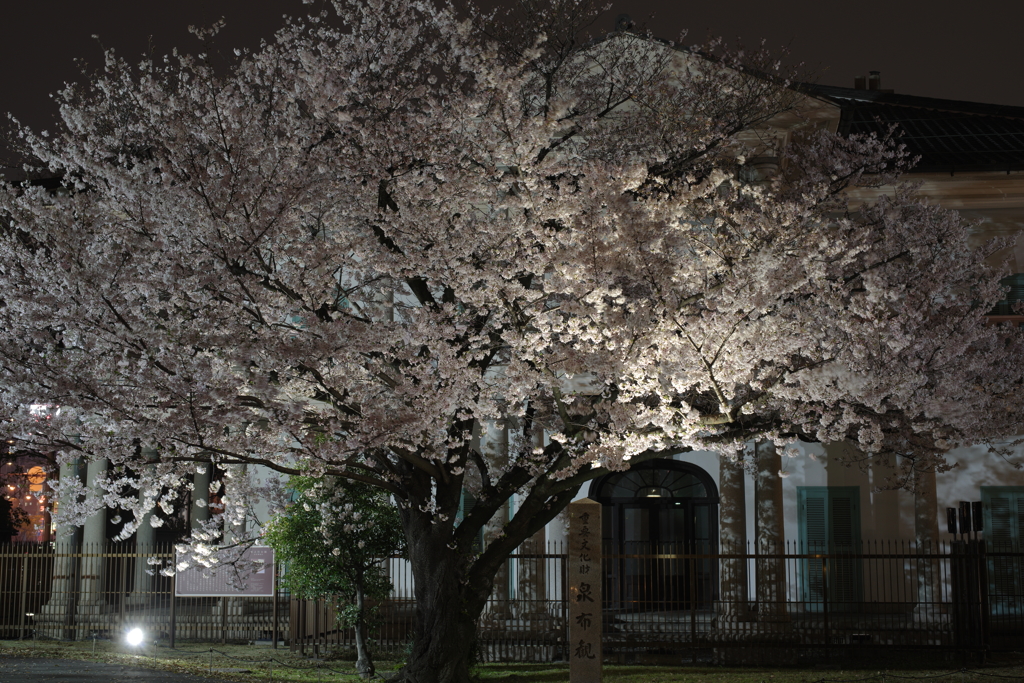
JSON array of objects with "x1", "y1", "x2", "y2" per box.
[{"x1": 1, "y1": 639, "x2": 1022, "y2": 683}]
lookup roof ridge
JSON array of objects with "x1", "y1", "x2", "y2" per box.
[{"x1": 797, "y1": 83, "x2": 1024, "y2": 120}]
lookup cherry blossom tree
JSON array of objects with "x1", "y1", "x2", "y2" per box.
[{"x1": 2, "y1": 1, "x2": 1023, "y2": 680}]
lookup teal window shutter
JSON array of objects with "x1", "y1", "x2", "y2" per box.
[
  {"x1": 456, "y1": 491, "x2": 485, "y2": 554},
  {"x1": 827, "y1": 489, "x2": 861, "y2": 604},
  {"x1": 981, "y1": 486, "x2": 1024, "y2": 614},
  {"x1": 799, "y1": 489, "x2": 828, "y2": 604},
  {"x1": 798, "y1": 486, "x2": 862, "y2": 608},
  {"x1": 456, "y1": 490, "x2": 473, "y2": 525},
  {"x1": 990, "y1": 273, "x2": 1024, "y2": 315}
]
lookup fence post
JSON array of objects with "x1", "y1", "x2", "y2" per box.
[
  {"x1": 951, "y1": 540, "x2": 985, "y2": 659},
  {"x1": 222, "y1": 597, "x2": 229, "y2": 645},
  {"x1": 822, "y1": 556, "x2": 830, "y2": 658},
  {"x1": 169, "y1": 571, "x2": 176, "y2": 649},
  {"x1": 272, "y1": 570, "x2": 278, "y2": 649},
  {"x1": 977, "y1": 540, "x2": 989, "y2": 660},
  {"x1": 119, "y1": 550, "x2": 127, "y2": 632},
  {"x1": 313, "y1": 598, "x2": 319, "y2": 656},
  {"x1": 562, "y1": 541, "x2": 569, "y2": 662},
  {"x1": 951, "y1": 540, "x2": 965, "y2": 655},
  {"x1": 18, "y1": 550, "x2": 29, "y2": 640},
  {"x1": 689, "y1": 550, "x2": 697, "y2": 664},
  {"x1": 300, "y1": 599, "x2": 306, "y2": 655},
  {"x1": 966, "y1": 539, "x2": 987, "y2": 663}
]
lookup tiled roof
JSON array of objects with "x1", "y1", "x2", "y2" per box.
[{"x1": 799, "y1": 84, "x2": 1024, "y2": 174}]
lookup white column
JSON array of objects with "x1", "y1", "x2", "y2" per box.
[
  {"x1": 222, "y1": 463, "x2": 247, "y2": 544},
  {"x1": 220, "y1": 463, "x2": 248, "y2": 633},
  {"x1": 480, "y1": 422, "x2": 510, "y2": 622},
  {"x1": 38, "y1": 459, "x2": 83, "y2": 638},
  {"x1": 127, "y1": 513, "x2": 156, "y2": 608},
  {"x1": 518, "y1": 526, "x2": 548, "y2": 617},
  {"x1": 127, "y1": 503, "x2": 156, "y2": 608},
  {"x1": 191, "y1": 462, "x2": 211, "y2": 530},
  {"x1": 76, "y1": 459, "x2": 109, "y2": 633},
  {"x1": 718, "y1": 453, "x2": 748, "y2": 621},
  {"x1": 754, "y1": 442, "x2": 787, "y2": 623},
  {"x1": 914, "y1": 466, "x2": 942, "y2": 620}
]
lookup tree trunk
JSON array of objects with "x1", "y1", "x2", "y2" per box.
[
  {"x1": 353, "y1": 580, "x2": 374, "y2": 679},
  {"x1": 391, "y1": 529, "x2": 490, "y2": 683}
]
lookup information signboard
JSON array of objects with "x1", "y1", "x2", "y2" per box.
[{"x1": 174, "y1": 546, "x2": 275, "y2": 597}]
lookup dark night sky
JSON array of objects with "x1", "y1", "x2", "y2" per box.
[{"x1": 2, "y1": 0, "x2": 1022, "y2": 167}]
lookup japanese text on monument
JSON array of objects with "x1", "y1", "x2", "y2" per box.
[{"x1": 568, "y1": 499, "x2": 601, "y2": 683}]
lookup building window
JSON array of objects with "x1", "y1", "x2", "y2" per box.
[
  {"x1": 981, "y1": 486, "x2": 1024, "y2": 615},
  {"x1": 797, "y1": 486, "x2": 862, "y2": 609}
]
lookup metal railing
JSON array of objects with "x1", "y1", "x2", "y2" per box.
[
  {"x1": 291, "y1": 540, "x2": 1024, "y2": 662},
  {"x1": 0, "y1": 542, "x2": 287, "y2": 644},
  {"x1": 3, "y1": 539, "x2": 1022, "y2": 662}
]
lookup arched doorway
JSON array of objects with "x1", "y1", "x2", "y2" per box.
[{"x1": 589, "y1": 459, "x2": 719, "y2": 612}]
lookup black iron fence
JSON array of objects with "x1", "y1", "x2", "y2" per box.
[
  {"x1": 289, "y1": 545, "x2": 568, "y2": 662},
  {"x1": 3, "y1": 540, "x2": 1022, "y2": 662},
  {"x1": 291, "y1": 540, "x2": 1024, "y2": 662},
  {"x1": 0, "y1": 543, "x2": 288, "y2": 644}
]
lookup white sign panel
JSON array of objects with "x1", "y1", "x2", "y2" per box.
[{"x1": 175, "y1": 546, "x2": 275, "y2": 597}]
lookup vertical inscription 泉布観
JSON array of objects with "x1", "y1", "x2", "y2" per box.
[{"x1": 568, "y1": 498, "x2": 602, "y2": 682}]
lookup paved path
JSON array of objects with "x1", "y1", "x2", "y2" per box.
[{"x1": 0, "y1": 657, "x2": 233, "y2": 683}]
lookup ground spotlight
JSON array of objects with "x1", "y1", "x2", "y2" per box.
[{"x1": 126, "y1": 627, "x2": 145, "y2": 647}]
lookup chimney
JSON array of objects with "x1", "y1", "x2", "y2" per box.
[
  {"x1": 867, "y1": 71, "x2": 882, "y2": 90},
  {"x1": 854, "y1": 75, "x2": 866, "y2": 90}
]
